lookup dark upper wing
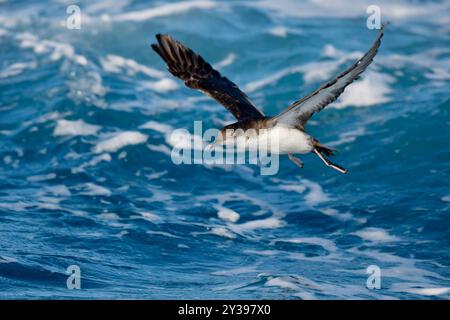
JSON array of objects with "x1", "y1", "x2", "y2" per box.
[
  {"x1": 274, "y1": 26, "x2": 385, "y2": 126},
  {"x1": 151, "y1": 34, "x2": 264, "y2": 122}
]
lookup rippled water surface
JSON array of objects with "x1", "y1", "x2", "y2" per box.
[{"x1": 1, "y1": 0, "x2": 449, "y2": 299}]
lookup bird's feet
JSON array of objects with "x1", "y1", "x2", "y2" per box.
[
  {"x1": 288, "y1": 153, "x2": 304, "y2": 168},
  {"x1": 313, "y1": 149, "x2": 348, "y2": 174}
]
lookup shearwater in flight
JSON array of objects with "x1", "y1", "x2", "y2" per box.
[{"x1": 151, "y1": 26, "x2": 384, "y2": 174}]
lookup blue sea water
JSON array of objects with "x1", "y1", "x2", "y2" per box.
[{"x1": 0, "y1": 0, "x2": 449, "y2": 299}]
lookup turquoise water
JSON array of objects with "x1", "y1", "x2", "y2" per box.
[{"x1": 0, "y1": 0, "x2": 449, "y2": 299}]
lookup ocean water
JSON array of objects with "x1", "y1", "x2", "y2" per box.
[{"x1": 0, "y1": 0, "x2": 449, "y2": 299}]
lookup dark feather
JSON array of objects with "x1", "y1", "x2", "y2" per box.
[{"x1": 151, "y1": 34, "x2": 265, "y2": 122}]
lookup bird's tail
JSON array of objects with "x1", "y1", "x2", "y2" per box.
[{"x1": 313, "y1": 140, "x2": 337, "y2": 157}]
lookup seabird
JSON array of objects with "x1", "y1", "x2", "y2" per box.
[{"x1": 151, "y1": 26, "x2": 384, "y2": 174}]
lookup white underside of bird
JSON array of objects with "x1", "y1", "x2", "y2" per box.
[{"x1": 217, "y1": 126, "x2": 313, "y2": 155}]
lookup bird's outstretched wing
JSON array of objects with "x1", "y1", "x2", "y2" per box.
[
  {"x1": 151, "y1": 34, "x2": 265, "y2": 122},
  {"x1": 274, "y1": 26, "x2": 385, "y2": 127}
]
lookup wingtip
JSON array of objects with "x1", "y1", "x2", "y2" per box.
[
  {"x1": 151, "y1": 41, "x2": 169, "y2": 63},
  {"x1": 370, "y1": 23, "x2": 385, "y2": 44},
  {"x1": 155, "y1": 33, "x2": 167, "y2": 45},
  {"x1": 378, "y1": 21, "x2": 389, "y2": 37},
  {"x1": 150, "y1": 43, "x2": 159, "y2": 51},
  {"x1": 156, "y1": 33, "x2": 172, "y2": 44}
]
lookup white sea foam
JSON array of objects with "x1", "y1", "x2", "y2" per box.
[
  {"x1": 280, "y1": 179, "x2": 330, "y2": 206},
  {"x1": 369, "y1": 251, "x2": 445, "y2": 281},
  {"x1": 391, "y1": 284, "x2": 450, "y2": 296},
  {"x1": 302, "y1": 61, "x2": 340, "y2": 84},
  {"x1": 384, "y1": 49, "x2": 450, "y2": 87},
  {"x1": 3, "y1": 155, "x2": 12, "y2": 165},
  {"x1": 89, "y1": 153, "x2": 112, "y2": 166},
  {"x1": 198, "y1": 192, "x2": 287, "y2": 238},
  {"x1": 243, "y1": 51, "x2": 361, "y2": 93},
  {"x1": 302, "y1": 180, "x2": 330, "y2": 206},
  {"x1": 139, "y1": 121, "x2": 205, "y2": 153},
  {"x1": 98, "y1": 212, "x2": 120, "y2": 220},
  {"x1": 142, "y1": 188, "x2": 189, "y2": 204},
  {"x1": 53, "y1": 119, "x2": 100, "y2": 137},
  {"x1": 255, "y1": 0, "x2": 450, "y2": 20},
  {"x1": 216, "y1": 206, "x2": 240, "y2": 223},
  {"x1": 98, "y1": 214, "x2": 131, "y2": 229},
  {"x1": 265, "y1": 275, "x2": 319, "y2": 300},
  {"x1": 44, "y1": 185, "x2": 71, "y2": 197},
  {"x1": 278, "y1": 178, "x2": 366, "y2": 222},
  {"x1": 67, "y1": 70, "x2": 107, "y2": 108},
  {"x1": 34, "y1": 111, "x2": 63, "y2": 124},
  {"x1": 0, "y1": 202, "x2": 29, "y2": 212},
  {"x1": 426, "y1": 67, "x2": 450, "y2": 81},
  {"x1": 211, "y1": 227, "x2": 236, "y2": 239},
  {"x1": 16, "y1": 32, "x2": 87, "y2": 66},
  {"x1": 348, "y1": 247, "x2": 449, "y2": 298},
  {"x1": 113, "y1": 0, "x2": 217, "y2": 21},
  {"x1": 352, "y1": 227, "x2": 400, "y2": 243},
  {"x1": 305, "y1": 50, "x2": 365, "y2": 84},
  {"x1": 244, "y1": 66, "x2": 300, "y2": 93},
  {"x1": 147, "y1": 230, "x2": 179, "y2": 238},
  {"x1": 327, "y1": 127, "x2": 366, "y2": 147},
  {"x1": 0, "y1": 61, "x2": 37, "y2": 78},
  {"x1": 278, "y1": 184, "x2": 306, "y2": 194},
  {"x1": 72, "y1": 153, "x2": 112, "y2": 174},
  {"x1": 0, "y1": 256, "x2": 17, "y2": 264},
  {"x1": 274, "y1": 237, "x2": 338, "y2": 253},
  {"x1": 100, "y1": 54, "x2": 165, "y2": 78},
  {"x1": 332, "y1": 71, "x2": 394, "y2": 109},
  {"x1": 136, "y1": 211, "x2": 161, "y2": 222},
  {"x1": 244, "y1": 249, "x2": 279, "y2": 256},
  {"x1": 245, "y1": 42, "x2": 394, "y2": 109},
  {"x1": 141, "y1": 78, "x2": 179, "y2": 93},
  {"x1": 145, "y1": 170, "x2": 168, "y2": 180},
  {"x1": 73, "y1": 55, "x2": 88, "y2": 66},
  {"x1": 78, "y1": 182, "x2": 112, "y2": 197},
  {"x1": 27, "y1": 173, "x2": 57, "y2": 182},
  {"x1": 93, "y1": 131, "x2": 148, "y2": 153},
  {"x1": 167, "y1": 129, "x2": 205, "y2": 151},
  {"x1": 441, "y1": 195, "x2": 450, "y2": 202},
  {"x1": 236, "y1": 217, "x2": 285, "y2": 231},
  {"x1": 212, "y1": 266, "x2": 257, "y2": 276},
  {"x1": 267, "y1": 26, "x2": 288, "y2": 37},
  {"x1": 14, "y1": 32, "x2": 107, "y2": 107},
  {"x1": 266, "y1": 277, "x2": 304, "y2": 290},
  {"x1": 147, "y1": 144, "x2": 172, "y2": 157},
  {"x1": 321, "y1": 44, "x2": 343, "y2": 58},
  {"x1": 139, "y1": 121, "x2": 173, "y2": 134},
  {"x1": 213, "y1": 53, "x2": 236, "y2": 69},
  {"x1": 198, "y1": 192, "x2": 284, "y2": 219},
  {"x1": 320, "y1": 208, "x2": 365, "y2": 223},
  {"x1": 83, "y1": 0, "x2": 131, "y2": 14}
]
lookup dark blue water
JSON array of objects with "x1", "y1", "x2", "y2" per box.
[{"x1": 0, "y1": 0, "x2": 449, "y2": 299}]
